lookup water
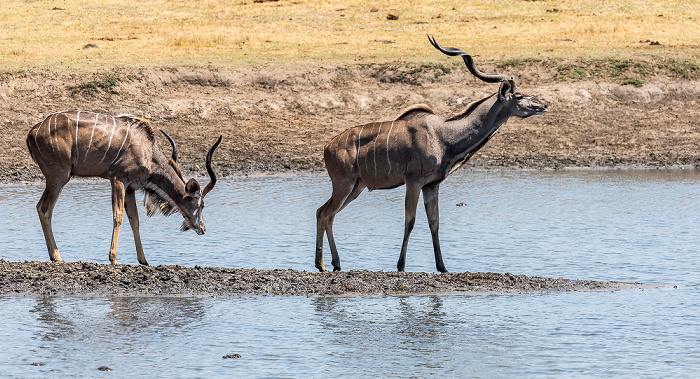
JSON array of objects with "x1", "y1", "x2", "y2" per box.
[{"x1": 1, "y1": 169, "x2": 700, "y2": 377}]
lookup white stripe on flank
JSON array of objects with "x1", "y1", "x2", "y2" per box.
[
  {"x1": 334, "y1": 131, "x2": 345, "y2": 170},
  {"x1": 75, "y1": 111, "x2": 81, "y2": 160},
  {"x1": 356, "y1": 124, "x2": 366, "y2": 167},
  {"x1": 110, "y1": 120, "x2": 130, "y2": 166},
  {"x1": 386, "y1": 120, "x2": 395, "y2": 174},
  {"x1": 33, "y1": 114, "x2": 52, "y2": 159},
  {"x1": 344, "y1": 129, "x2": 351, "y2": 151},
  {"x1": 373, "y1": 122, "x2": 382, "y2": 180},
  {"x1": 84, "y1": 113, "x2": 99, "y2": 162},
  {"x1": 337, "y1": 129, "x2": 351, "y2": 170},
  {"x1": 49, "y1": 114, "x2": 57, "y2": 155},
  {"x1": 34, "y1": 115, "x2": 48, "y2": 145},
  {"x1": 100, "y1": 116, "x2": 117, "y2": 164},
  {"x1": 364, "y1": 126, "x2": 372, "y2": 174}
]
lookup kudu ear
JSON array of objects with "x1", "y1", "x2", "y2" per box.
[
  {"x1": 185, "y1": 178, "x2": 201, "y2": 196},
  {"x1": 498, "y1": 81, "x2": 513, "y2": 102}
]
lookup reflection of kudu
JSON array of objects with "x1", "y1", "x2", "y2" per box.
[
  {"x1": 315, "y1": 36, "x2": 548, "y2": 273},
  {"x1": 26, "y1": 110, "x2": 222, "y2": 265}
]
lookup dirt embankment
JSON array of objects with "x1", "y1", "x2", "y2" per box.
[
  {"x1": 1, "y1": 63, "x2": 699, "y2": 183},
  {"x1": 1, "y1": 260, "x2": 642, "y2": 297}
]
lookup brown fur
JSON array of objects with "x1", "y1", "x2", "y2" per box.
[
  {"x1": 396, "y1": 104, "x2": 433, "y2": 120},
  {"x1": 447, "y1": 94, "x2": 495, "y2": 121},
  {"x1": 122, "y1": 115, "x2": 184, "y2": 181},
  {"x1": 119, "y1": 115, "x2": 156, "y2": 136},
  {"x1": 168, "y1": 158, "x2": 184, "y2": 181}
]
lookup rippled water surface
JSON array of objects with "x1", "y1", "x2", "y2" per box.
[{"x1": 1, "y1": 169, "x2": 700, "y2": 377}]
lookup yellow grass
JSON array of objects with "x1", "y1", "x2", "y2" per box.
[{"x1": 0, "y1": 0, "x2": 698, "y2": 69}]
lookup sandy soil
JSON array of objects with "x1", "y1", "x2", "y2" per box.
[{"x1": 1, "y1": 63, "x2": 697, "y2": 296}]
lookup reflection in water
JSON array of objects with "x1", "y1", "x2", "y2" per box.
[
  {"x1": 395, "y1": 296, "x2": 448, "y2": 341},
  {"x1": 106, "y1": 297, "x2": 207, "y2": 333},
  {"x1": 311, "y1": 295, "x2": 541, "y2": 376},
  {"x1": 30, "y1": 298, "x2": 77, "y2": 342},
  {"x1": 313, "y1": 295, "x2": 449, "y2": 345},
  {"x1": 30, "y1": 297, "x2": 206, "y2": 340},
  {"x1": 312, "y1": 295, "x2": 504, "y2": 376},
  {"x1": 26, "y1": 296, "x2": 208, "y2": 373},
  {"x1": 2, "y1": 290, "x2": 700, "y2": 377}
]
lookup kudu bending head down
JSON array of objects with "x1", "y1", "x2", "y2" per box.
[
  {"x1": 26, "y1": 111, "x2": 222, "y2": 265},
  {"x1": 315, "y1": 36, "x2": 547, "y2": 273}
]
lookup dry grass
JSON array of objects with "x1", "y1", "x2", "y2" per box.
[{"x1": 0, "y1": 0, "x2": 698, "y2": 69}]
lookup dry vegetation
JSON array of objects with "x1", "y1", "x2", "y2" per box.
[{"x1": 0, "y1": 0, "x2": 698, "y2": 69}]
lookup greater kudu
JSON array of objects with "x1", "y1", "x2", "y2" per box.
[
  {"x1": 315, "y1": 36, "x2": 548, "y2": 273},
  {"x1": 26, "y1": 110, "x2": 222, "y2": 265}
]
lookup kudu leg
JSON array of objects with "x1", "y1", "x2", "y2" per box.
[
  {"x1": 422, "y1": 184, "x2": 447, "y2": 273},
  {"x1": 339, "y1": 181, "x2": 366, "y2": 213},
  {"x1": 315, "y1": 199, "x2": 332, "y2": 272},
  {"x1": 36, "y1": 176, "x2": 70, "y2": 263},
  {"x1": 109, "y1": 179, "x2": 127, "y2": 265},
  {"x1": 397, "y1": 183, "x2": 421, "y2": 272},
  {"x1": 315, "y1": 180, "x2": 357, "y2": 272},
  {"x1": 124, "y1": 187, "x2": 148, "y2": 266}
]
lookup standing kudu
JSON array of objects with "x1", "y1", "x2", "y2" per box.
[
  {"x1": 315, "y1": 36, "x2": 548, "y2": 273},
  {"x1": 26, "y1": 110, "x2": 222, "y2": 265}
]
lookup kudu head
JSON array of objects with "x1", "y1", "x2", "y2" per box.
[
  {"x1": 159, "y1": 130, "x2": 222, "y2": 235},
  {"x1": 428, "y1": 35, "x2": 548, "y2": 118}
]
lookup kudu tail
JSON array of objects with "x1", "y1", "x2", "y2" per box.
[{"x1": 25, "y1": 128, "x2": 39, "y2": 165}]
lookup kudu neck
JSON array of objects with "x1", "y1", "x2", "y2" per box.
[
  {"x1": 148, "y1": 158, "x2": 188, "y2": 200},
  {"x1": 439, "y1": 95, "x2": 511, "y2": 153}
]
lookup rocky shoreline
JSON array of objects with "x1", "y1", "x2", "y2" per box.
[{"x1": 0, "y1": 260, "x2": 647, "y2": 297}]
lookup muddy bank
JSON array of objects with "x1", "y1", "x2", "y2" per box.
[
  {"x1": 1, "y1": 64, "x2": 700, "y2": 183},
  {"x1": 0, "y1": 260, "x2": 644, "y2": 297}
]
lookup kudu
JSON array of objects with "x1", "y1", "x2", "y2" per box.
[
  {"x1": 26, "y1": 110, "x2": 222, "y2": 265},
  {"x1": 315, "y1": 36, "x2": 548, "y2": 273}
]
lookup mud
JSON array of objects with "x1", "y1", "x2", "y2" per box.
[{"x1": 0, "y1": 260, "x2": 642, "y2": 297}]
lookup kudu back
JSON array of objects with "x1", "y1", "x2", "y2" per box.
[
  {"x1": 315, "y1": 36, "x2": 548, "y2": 273},
  {"x1": 26, "y1": 110, "x2": 222, "y2": 265}
]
